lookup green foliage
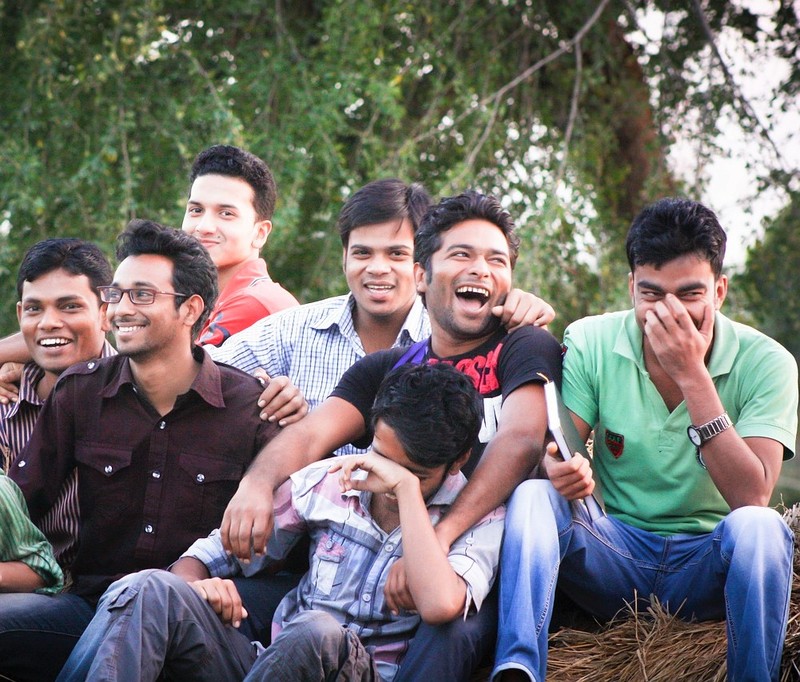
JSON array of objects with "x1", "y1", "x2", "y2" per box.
[{"x1": 0, "y1": 0, "x2": 797, "y2": 342}]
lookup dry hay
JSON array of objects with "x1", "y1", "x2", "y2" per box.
[{"x1": 545, "y1": 503, "x2": 800, "y2": 682}]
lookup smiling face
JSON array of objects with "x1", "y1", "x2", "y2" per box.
[
  {"x1": 343, "y1": 219, "x2": 417, "y2": 329},
  {"x1": 629, "y1": 252, "x2": 727, "y2": 341},
  {"x1": 181, "y1": 174, "x2": 270, "y2": 281},
  {"x1": 17, "y1": 269, "x2": 108, "y2": 378},
  {"x1": 106, "y1": 254, "x2": 196, "y2": 362},
  {"x1": 415, "y1": 219, "x2": 512, "y2": 356}
]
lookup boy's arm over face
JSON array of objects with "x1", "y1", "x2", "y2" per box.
[{"x1": 332, "y1": 453, "x2": 470, "y2": 624}]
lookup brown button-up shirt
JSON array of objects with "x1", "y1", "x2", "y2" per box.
[{"x1": 11, "y1": 346, "x2": 278, "y2": 601}]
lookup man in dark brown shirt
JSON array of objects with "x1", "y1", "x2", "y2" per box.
[{"x1": 0, "y1": 219, "x2": 278, "y2": 682}]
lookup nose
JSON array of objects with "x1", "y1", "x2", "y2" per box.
[
  {"x1": 365, "y1": 254, "x2": 391, "y2": 275},
  {"x1": 38, "y1": 306, "x2": 64, "y2": 330},
  {"x1": 110, "y1": 291, "x2": 137, "y2": 316},
  {"x1": 469, "y1": 256, "x2": 491, "y2": 277}
]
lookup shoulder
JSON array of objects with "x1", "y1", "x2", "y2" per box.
[
  {"x1": 56, "y1": 355, "x2": 121, "y2": 386},
  {"x1": 235, "y1": 277, "x2": 299, "y2": 311},
  {"x1": 565, "y1": 310, "x2": 628, "y2": 343},
  {"x1": 724, "y1": 317, "x2": 797, "y2": 375},
  {"x1": 501, "y1": 325, "x2": 561, "y2": 352}
]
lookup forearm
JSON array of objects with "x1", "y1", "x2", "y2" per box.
[
  {"x1": 436, "y1": 433, "x2": 541, "y2": 549},
  {"x1": 681, "y1": 372, "x2": 777, "y2": 506},
  {"x1": 396, "y1": 480, "x2": 466, "y2": 624},
  {"x1": 0, "y1": 332, "x2": 31, "y2": 364},
  {"x1": 0, "y1": 561, "x2": 46, "y2": 592},
  {"x1": 170, "y1": 556, "x2": 212, "y2": 582}
]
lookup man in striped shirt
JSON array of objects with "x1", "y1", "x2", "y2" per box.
[{"x1": 0, "y1": 238, "x2": 115, "y2": 568}]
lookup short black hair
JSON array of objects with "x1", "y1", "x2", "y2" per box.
[
  {"x1": 17, "y1": 238, "x2": 112, "y2": 300},
  {"x1": 116, "y1": 219, "x2": 219, "y2": 340},
  {"x1": 626, "y1": 197, "x2": 727, "y2": 277},
  {"x1": 189, "y1": 145, "x2": 277, "y2": 221},
  {"x1": 371, "y1": 362, "x2": 483, "y2": 469},
  {"x1": 337, "y1": 179, "x2": 431, "y2": 248},
  {"x1": 414, "y1": 190, "x2": 519, "y2": 275}
]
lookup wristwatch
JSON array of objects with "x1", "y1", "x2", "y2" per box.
[{"x1": 687, "y1": 412, "x2": 732, "y2": 447}]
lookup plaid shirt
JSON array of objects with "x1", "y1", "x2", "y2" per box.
[
  {"x1": 183, "y1": 460, "x2": 504, "y2": 681},
  {"x1": 0, "y1": 340, "x2": 116, "y2": 568},
  {"x1": 208, "y1": 294, "x2": 429, "y2": 455}
]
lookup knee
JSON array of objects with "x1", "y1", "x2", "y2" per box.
[
  {"x1": 290, "y1": 611, "x2": 344, "y2": 646},
  {"x1": 505, "y1": 480, "x2": 561, "y2": 532},
  {"x1": 721, "y1": 506, "x2": 792, "y2": 557},
  {"x1": 99, "y1": 569, "x2": 186, "y2": 609}
]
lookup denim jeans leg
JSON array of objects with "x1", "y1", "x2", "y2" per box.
[
  {"x1": 715, "y1": 507, "x2": 792, "y2": 682},
  {"x1": 0, "y1": 591, "x2": 95, "y2": 681},
  {"x1": 395, "y1": 589, "x2": 498, "y2": 682},
  {"x1": 58, "y1": 569, "x2": 257, "y2": 682},
  {"x1": 493, "y1": 480, "x2": 575, "y2": 682}
]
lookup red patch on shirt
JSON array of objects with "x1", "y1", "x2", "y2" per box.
[{"x1": 605, "y1": 429, "x2": 624, "y2": 458}]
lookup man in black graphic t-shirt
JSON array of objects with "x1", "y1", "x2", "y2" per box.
[{"x1": 219, "y1": 190, "x2": 561, "y2": 680}]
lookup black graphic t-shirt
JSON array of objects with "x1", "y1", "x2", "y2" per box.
[{"x1": 331, "y1": 326, "x2": 562, "y2": 477}]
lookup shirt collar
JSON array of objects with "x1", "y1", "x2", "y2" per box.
[
  {"x1": 101, "y1": 345, "x2": 226, "y2": 408},
  {"x1": 614, "y1": 308, "x2": 736, "y2": 378},
  {"x1": 311, "y1": 293, "x2": 429, "y2": 346}
]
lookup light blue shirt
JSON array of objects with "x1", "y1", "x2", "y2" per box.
[{"x1": 207, "y1": 294, "x2": 430, "y2": 455}]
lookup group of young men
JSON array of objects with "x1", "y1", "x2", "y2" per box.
[{"x1": 0, "y1": 144, "x2": 795, "y2": 682}]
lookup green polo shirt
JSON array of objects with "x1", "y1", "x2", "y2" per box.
[{"x1": 562, "y1": 310, "x2": 798, "y2": 535}]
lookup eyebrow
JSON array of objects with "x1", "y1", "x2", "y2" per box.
[
  {"x1": 109, "y1": 280, "x2": 160, "y2": 289},
  {"x1": 636, "y1": 280, "x2": 708, "y2": 294},
  {"x1": 22, "y1": 294, "x2": 85, "y2": 304},
  {"x1": 187, "y1": 200, "x2": 240, "y2": 210},
  {"x1": 348, "y1": 242, "x2": 412, "y2": 251},
  {"x1": 446, "y1": 243, "x2": 508, "y2": 257}
]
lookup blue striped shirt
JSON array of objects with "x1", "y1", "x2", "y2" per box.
[{"x1": 208, "y1": 294, "x2": 430, "y2": 455}]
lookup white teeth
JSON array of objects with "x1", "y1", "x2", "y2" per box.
[
  {"x1": 39, "y1": 338, "x2": 70, "y2": 347},
  {"x1": 456, "y1": 286, "x2": 490, "y2": 299},
  {"x1": 117, "y1": 325, "x2": 144, "y2": 333},
  {"x1": 366, "y1": 285, "x2": 392, "y2": 291}
]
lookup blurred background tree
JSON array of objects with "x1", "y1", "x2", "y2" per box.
[{"x1": 1, "y1": 0, "x2": 798, "y2": 493}]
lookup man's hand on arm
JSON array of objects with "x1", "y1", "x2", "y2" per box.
[
  {"x1": 189, "y1": 577, "x2": 248, "y2": 628},
  {"x1": 646, "y1": 296, "x2": 782, "y2": 507},
  {"x1": 0, "y1": 362, "x2": 22, "y2": 405},
  {"x1": 492, "y1": 289, "x2": 555, "y2": 332},
  {"x1": 220, "y1": 398, "x2": 367, "y2": 562},
  {"x1": 253, "y1": 368, "x2": 309, "y2": 426}
]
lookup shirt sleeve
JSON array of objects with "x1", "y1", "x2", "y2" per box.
[
  {"x1": 330, "y1": 350, "x2": 401, "y2": 449},
  {"x1": 497, "y1": 326, "x2": 563, "y2": 398},
  {"x1": 207, "y1": 313, "x2": 291, "y2": 378},
  {"x1": 0, "y1": 475, "x2": 63, "y2": 594},
  {"x1": 561, "y1": 320, "x2": 599, "y2": 428},
  {"x1": 447, "y1": 504, "x2": 505, "y2": 614}
]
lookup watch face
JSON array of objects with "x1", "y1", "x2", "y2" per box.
[{"x1": 687, "y1": 426, "x2": 702, "y2": 446}]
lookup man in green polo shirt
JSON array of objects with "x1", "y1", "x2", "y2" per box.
[{"x1": 494, "y1": 198, "x2": 798, "y2": 682}]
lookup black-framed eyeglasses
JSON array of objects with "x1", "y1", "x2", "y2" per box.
[{"x1": 97, "y1": 286, "x2": 189, "y2": 306}]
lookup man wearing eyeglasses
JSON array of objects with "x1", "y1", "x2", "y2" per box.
[{"x1": 0, "y1": 219, "x2": 279, "y2": 682}]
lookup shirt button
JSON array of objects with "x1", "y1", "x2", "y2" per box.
[
  {"x1": 362, "y1": 593, "x2": 371, "y2": 603},
  {"x1": 385, "y1": 543, "x2": 395, "y2": 552},
  {"x1": 17, "y1": 460, "x2": 26, "y2": 468},
  {"x1": 104, "y1": 465, "x2": 113, "y2": 475},
  {"x1": 87, "y1": 361, "x2": 95, "y2": 369},
  {"x1": 151, "y1": 471, "x2": 161, "y2": 479},
  {"x1": 144, "y1": 524, "x2": 154, "y2": 534},
  {"x1": 159, "y1": 421, "x2": 166, "y2": 430},
  {"x1": 195, "y1": 473, "x2": 205, "y2": 484}
]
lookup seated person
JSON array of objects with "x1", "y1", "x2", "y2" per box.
[
  {"x1": 494, "y1": 198, "x2": 799, "y2": 682},
  {"x1": 0, "y1": 471, "x2": 62, "y2": 595},
  {"x1": 59, "y1": 362, "x2": 503, "y2": 682}
]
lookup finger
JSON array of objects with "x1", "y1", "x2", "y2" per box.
[
  {"x1": 276, "y1": 400, "x2": 309, "y2": 426},
  {"x1": 257, "y1": 383, "x2": 282, "y2": 420},
  {"x1": 253, "y1": 368, "x2": 270, "y2": 383},
  {"x1": 698, "y1": 300, "x2": 715, "y2": 338}
]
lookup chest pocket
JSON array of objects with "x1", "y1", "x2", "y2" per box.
[
  {"x1": 312, "y1": 533, "x2": 347, "y2": 596},
  {"x1": 74, "y1": 442, "x2": 134, "y2": 520},
  {"x1": 177, "y1": 452, "x2": 246, "y2": 532}
]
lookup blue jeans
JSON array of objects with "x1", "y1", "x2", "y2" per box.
[
  {"x1": 0, "y1": 591, "x2": 96, "y2": 681},
  {"x1": 494, "y1": 480, "x2": 793, "y2": 682},
  {"x1": 57, "y1": 570, "x2": 258, "y2": 682}
]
